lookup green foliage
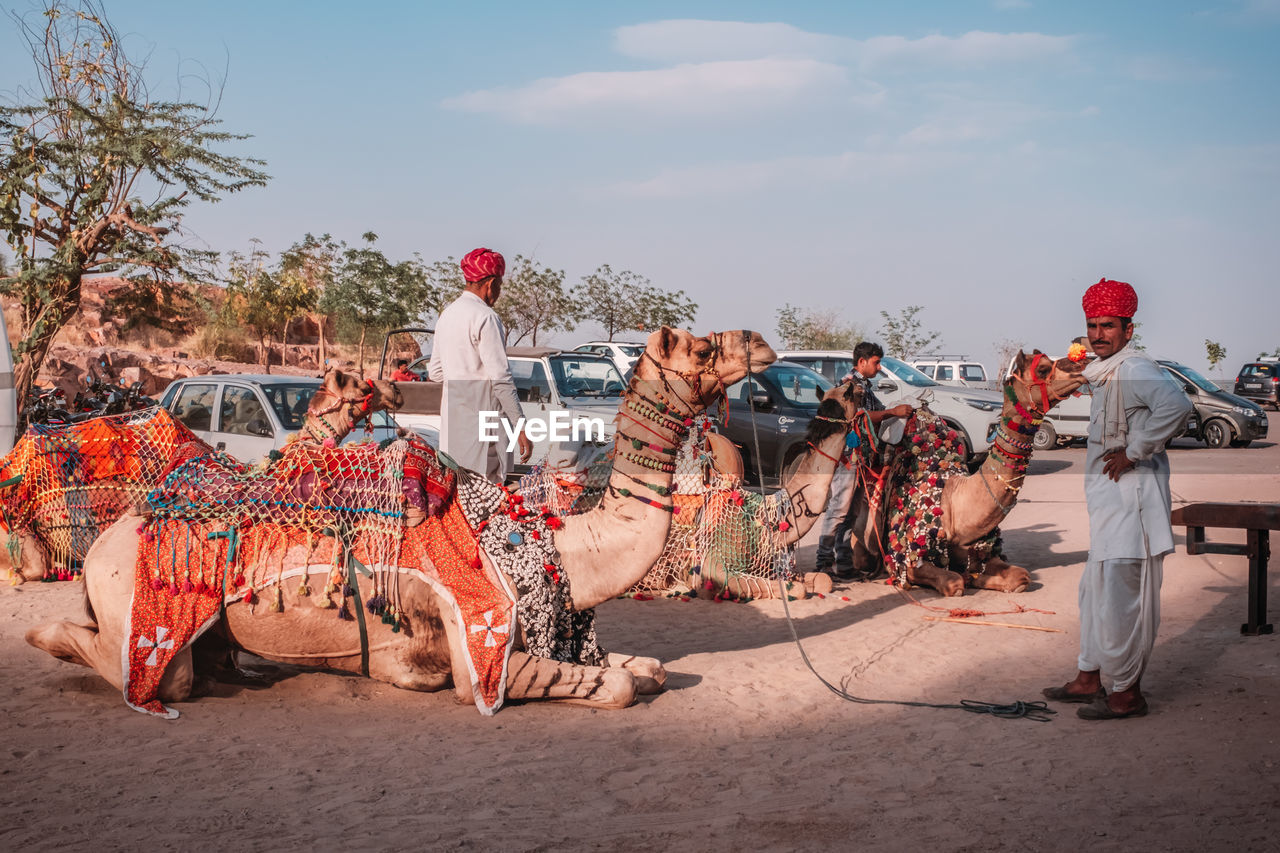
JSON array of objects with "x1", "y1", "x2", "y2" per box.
[
  {"x1": 0, "y1": 0, "x2": 267, "y2": 431},
  {"x1": 495, "y1": 255, "x2": 577, "y2": 347},
  {"x1": 1205, "y1": 339, "x2": 1227, "y2": 372},
  {"x1": 320, "y1": 233, "x2": 440, "y2": 373},
  {"x1": 774, "y1": 304, "x2": 865, "y2": 350},
  {"x1": 877, "y1": 305, "x2": 942, "y2": 359},
  {"x1": 572, "y1": 264, "x2": 697, "y2": 340},
  {"x1": 1257, "y1": 347, "x2": 1280, "y2": 359}
]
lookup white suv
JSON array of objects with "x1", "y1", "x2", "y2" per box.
[
  {"x1": 779, "y1": 351, "x2": 1003, "y2": 458},
  {"x1": 912, "y1": 357, "x2": 990, "y2": 389},
  {"x1": 572, "y1": 341, "x2": 645, "y2": 374}
]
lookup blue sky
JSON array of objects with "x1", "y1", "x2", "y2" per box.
[{"x1": 2, "y1": 0, "x2": 1278, "y2": 375}]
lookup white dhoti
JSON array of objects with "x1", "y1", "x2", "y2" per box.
[{"x1": 1076, "y1": 556, "x2": 1163, "y2": 692}]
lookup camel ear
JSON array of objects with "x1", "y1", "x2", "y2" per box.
[
  {"x1": 656, "y1": 326, "x2": 679, "y2": 360},
  {"x1": 1013, "y1": 350, "x2": 1029, "y2": 374}
]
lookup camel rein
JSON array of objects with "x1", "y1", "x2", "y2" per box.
[{"x1": 738, "y1": 364, "x2": 1053, "y2": 721}]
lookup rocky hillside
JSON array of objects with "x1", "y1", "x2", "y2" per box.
[{"x1": 3, "y1": 277, "x2": 336, "y2": 399}]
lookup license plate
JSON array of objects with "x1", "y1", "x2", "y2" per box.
[{"x1": 1246, "y1": 383, "x2": 1262, "y2": 389}]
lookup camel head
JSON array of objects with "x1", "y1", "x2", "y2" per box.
[
  {"x1": 804, "y1": 380, "x2": 864, "y2": 446},
  {"x1": 302, "y1": 367, "x2": 404, "y2": 445},
  {"x1": 631, "y1": 327, "x2": 777, "y2": 414},
  {"x1": 1004, "y1": 349, "x2": 1088, "y2": 418}
]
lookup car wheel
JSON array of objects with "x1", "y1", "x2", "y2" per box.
[
  {"x1": 947, "y1": 425, "x2": 972, "y2": 460},
  {"x1": 1229, "y1": 438, "x2": 1253, "y2": 448},
  {"x1": 1032, "y1": 422, "x2": 1057, "y2": 451},
  {"x1": 1202, "y1": 418, "x2": 1231, "y2": 448}
]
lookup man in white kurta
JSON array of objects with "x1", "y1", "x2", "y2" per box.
[
  {"x1": 427, "y1": 248, "x2": 530, "y2": 481},
  {"x1": 1043, "y1": 278, "x2": 1192, "y2": 720}
]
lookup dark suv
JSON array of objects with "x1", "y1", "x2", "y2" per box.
[
  {"x1": 711, "y1": 360, "x2": 832, "y2": 486},
  {"x1": 1233, "y1": 361, "x2": 1280, "y2": 409},
  {"x1": 1159, "y1": 361, "x2": 1269, "y2": 448}
]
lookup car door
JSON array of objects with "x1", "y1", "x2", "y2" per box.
[
  {"x1": 510, "y1": 358, "x2": 556, "y2": 468},
  {"x1": 211, "y1": 383, "x2": 277, "y2": 463},
  {"x1": 167, "y1": 381, "x2": 218, "y2": 447},
  {"x1": 720, "y1": 373, "x2": 785, "y2": 480}
]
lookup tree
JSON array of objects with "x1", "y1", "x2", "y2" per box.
[
  {"x1": 1257, "y1": 347, "x2": 1280, "y2": 359},
  {"x1": 877, "y1": 305, "x2": 941, "y2": 359},
  {"x1": 1205, "y1": 339, "x2": 1227, "y2": 373},
  {"x1": 572, "y1": 264, "x2": 697, "y2": 340},
  {"x1": 320, "y1": 233, "x2": 439, "y2": 375},
  {"x1": 992, "y1": 337, "x2": 1027, "y2": 380},
  {"x1": 278, "y1": 233, "x2": 340, "y2": 365},
  {"x1": 774, "y1": 304, "x2": 865, "y2": 350},
  {"x1": 225, "y1": 239, "x2": 285, "y2": 371},
  {"x1": 0, "y1": 0, "x2": 267, "y2": 433},
  {"x1": 495, "y1": 255, "x2": 577, "y2": 347}
]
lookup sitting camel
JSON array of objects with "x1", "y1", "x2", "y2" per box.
[
  {"x1": 26, "y1": 327, "x2": 777, "y2": 714},
  {"x1": 844, "y1": 349, "x2": 1087, "y2": 596},
  {"x1": 0, "y1": 368, "x2": 401, "y2": 584},
  {"x1": 692, "y1": 381, "x2": 864, "y2": 599}
]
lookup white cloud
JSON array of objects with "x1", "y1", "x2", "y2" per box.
[
  {"x1": 443, "y1": 58, "x2": 847, "y2": 123},
  {"x1": 612, "y1": 19, "x2": 1075, "y2": 69},
  {"x1": 603, "y1": 150, "x2": 967, "y2": 199}
]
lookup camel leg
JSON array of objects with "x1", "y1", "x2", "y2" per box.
[
  {"x1": 505, "y1": 651, "x2": 638, "y2": 709},
  {"x1": 26, "y1": 620, "x2": 124, "y2": 690},
  {"x1": 906, "y1": 561, "x2": 966, "y2": 597},
  {"x1": 961, "y1": 549, "x2": 1031, "y2": 593},
  {"x1": 607, "y1": 652, "x2": 667, "y2": 695}
]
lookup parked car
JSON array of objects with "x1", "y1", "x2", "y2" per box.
[
  {"x1": 1158, "y1": 360, "x2": 1269, "y2": 448},
  {"x1": 779, "y1": 350, "x2": 1002, "y2": 459},
  {"x1": 572, "y1": 341, "x2": 645, "y2": 374},
  {"x1": 1233, "y1": 359, "x2": 1280, "y2": 409},
  {"x1": 911, "y1": 357, "x2": 990, "y2": 389},
  {"x1": 711, "y1": 360, "x2": 833, "y2": 486},
  {"x1": 159, "y1": 375, "x2": 413, "y2": 464},
  {"x1": 398, "y1": 347, "x2": 621, "y2": 477}
]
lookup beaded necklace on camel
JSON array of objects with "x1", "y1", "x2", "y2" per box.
[{"x1": 608, "y1": 370, "x2": 703, "y2": 514}]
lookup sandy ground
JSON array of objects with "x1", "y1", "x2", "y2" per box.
[{"x1": 2, "y1": 437, "x2": 1278, "y2": 852}]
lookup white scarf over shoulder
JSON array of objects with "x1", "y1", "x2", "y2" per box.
[{"x1": 1082, "y1": 343, "x2": 1142, "y2": 453}]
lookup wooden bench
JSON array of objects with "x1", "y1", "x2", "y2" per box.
[{"x1": 1171, "y1": 502, "x2": 1278, "y2": 636}]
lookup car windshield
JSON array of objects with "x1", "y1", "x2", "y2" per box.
[
  {"x1": 548, "y1": 355, "x2": 625, "y2": 398},
  {"x1": 1165, "y1": 364, "x2": 1219, "y2": 394},
  {"x1": 259, "y1": 382, "x2": 322, "y2": 431},
  {"x1": 766, "y1": 364, "x2": 833, "y2": 407},
  {"x1": 880, "y1": 356, "x2": 937, "y2": 388}
]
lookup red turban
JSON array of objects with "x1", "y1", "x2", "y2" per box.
[
  {"x1": 1082, "y1": 278, "x2": 1137, "y2": 319},
  {"x1": 460, "y1": 248, "x2": 505, "y2": 283}
]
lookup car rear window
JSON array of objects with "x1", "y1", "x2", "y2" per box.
[{"x1": 961, "y1": 365, "x2": 986, "y2": 382}]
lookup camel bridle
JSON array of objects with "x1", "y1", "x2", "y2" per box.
[{"x1": 304, "y1": 378, "x2": 383, "y2": 443}]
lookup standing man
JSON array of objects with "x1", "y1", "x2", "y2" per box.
[
  {"x1": 428, "y1": 247, "x2": 532, "y2": 481},
  {"x1": 816, "y1": 341, "x2": 912, "y2": 578},
  {"x1": 1043, "y1": 278, "x2": 1192, "y2": 720}
]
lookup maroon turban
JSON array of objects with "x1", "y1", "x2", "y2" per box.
[
  {"x1": 1082, "y1": 278, "x2": 1138, "y2": 319},
  {"x1": 460, "y1": 248, "x2": 505, "y2": 283}
]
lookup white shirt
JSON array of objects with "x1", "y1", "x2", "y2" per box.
[
  {"x1": 427, "y1": 291, "x2": 523, "y2": 478},
  {"x1": 1084, "y1": 354, "x2": 1193, "y2": 561}
]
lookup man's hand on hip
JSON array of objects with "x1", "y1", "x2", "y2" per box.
[{"x1": 1103, "y1": 448, "x2": 1136, "y2": 481}]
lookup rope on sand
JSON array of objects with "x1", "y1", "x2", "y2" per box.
[{"x1": 735, "y1": 368, "x2": 1055, "y2": 722}]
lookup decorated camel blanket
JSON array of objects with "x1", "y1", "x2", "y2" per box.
[
  {"x1": 125, "y1": 438, "x2": 600, "y2": 718},
  {"x1": 865, "y1": 410, "x2": 1002, "y2": 586},
  {"x1": 0, "y1": 408, "x2": 207, "y2": 578}
]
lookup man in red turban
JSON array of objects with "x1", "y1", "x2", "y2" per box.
[
  {"x1": 1043, "y1": 278, "x2": 1191, "y2": 720},
  {"x1": 427, "y1": 248, "x2": 531, "y2": 480}
]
